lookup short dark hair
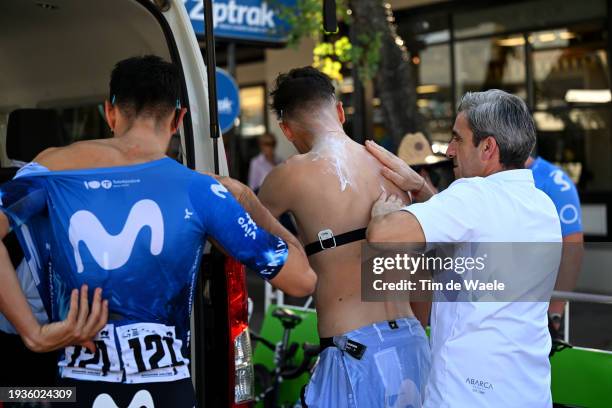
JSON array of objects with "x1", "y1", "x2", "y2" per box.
[
  {"x1": 109, "y1": 55, "x2": 181, "y2": 121},
  {"x1": 270, "y1": 66, "x2": 335, "y2": 121}
]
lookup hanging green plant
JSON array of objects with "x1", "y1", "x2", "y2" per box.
[{"x1": 273, "y1": 0, "x2": 381, "y2": 82}]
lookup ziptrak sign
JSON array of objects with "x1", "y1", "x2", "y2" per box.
[{"x1": 183, "y1": 0, "x2": 294, "y2": 43}]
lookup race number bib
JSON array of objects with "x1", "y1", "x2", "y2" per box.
[
  {"x1": 59, "y1": 323, "x2": 190, "y2": 383},
  {"x1": 59, "y1": 324, "x2": 123, "y2": 382},
  {"x1": 117, "y1": 323, "x2": 190, "y2": 384}
]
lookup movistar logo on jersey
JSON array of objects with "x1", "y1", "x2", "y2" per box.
[
  {"x1": 211, "y1": 182, "x2": 229, "y2": 199},
  {"x1": 93, "y1": 390, "x2": 154, "y2": 408},
  {"x1": 68, "y1": 199, "x2": 164, "y2": 273}
]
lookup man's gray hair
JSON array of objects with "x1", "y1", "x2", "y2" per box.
[{"x1": 458, "y1": 90, "x2": 536, "y2": 168}]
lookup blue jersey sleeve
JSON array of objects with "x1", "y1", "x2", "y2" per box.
[
  {"x1": 543, "y1": 169, "x2": 582, "y2": 237},
  {"x1": 0, "y1": 176, "x2": 48, "y2": 231},
  {"x1": 189, "y1": 174, "x2": 288, "y2": 280}
]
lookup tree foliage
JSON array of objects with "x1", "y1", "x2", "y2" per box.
[
  {"x1": 277, "y1": 0, "x2": 423, "y2": 145},
  {"x1": 276, "y1": 0, "x2": 381, "y2": 82}
]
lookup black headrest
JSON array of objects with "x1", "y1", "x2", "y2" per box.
[{"x1": 7, "y1": 109, "x2": 66, "y2": 163}]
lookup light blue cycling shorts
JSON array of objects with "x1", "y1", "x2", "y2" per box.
[{"x1": 303, "y1": 317, "x2": 431, "y2": 408}]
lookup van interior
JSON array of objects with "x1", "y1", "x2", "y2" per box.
[{"x1": 0, "y1": 0, "x2": 178, "y2": 171}]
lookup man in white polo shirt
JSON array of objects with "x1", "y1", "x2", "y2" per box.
[{"x1": 366, "y1": 89, "x2": 562, "y2": 407}]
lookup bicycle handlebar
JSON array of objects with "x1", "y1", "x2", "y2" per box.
[{"x1": 250, "y1": 330, "x2": 276, "y2": 351}]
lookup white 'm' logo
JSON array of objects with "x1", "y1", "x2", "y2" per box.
[
  {"x1": 211, "y1": 183, "x2": 229, "y2": 199},
  {"x1": 93, "y1": 390, "x2": 154, "y2": 408},
  {"x1": 69, "y1": 199, "x2": 164, "y2": 273},
  {"x1": 550, "y1": 170, "x2": 571, "y2": 192}
]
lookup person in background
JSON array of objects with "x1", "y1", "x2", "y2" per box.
[
  {"x1": 0, "y1": 112, "x2": 65, "y2": 388},
  {"x1": 0, "y1": 260, "x2": 58, "y2": 388},
  {"x1": 526, "y1": 152, "x2": 584, "y2": 339},
  {"x1": 248, "y1": 133, "x2": 281, "y2": 192}
]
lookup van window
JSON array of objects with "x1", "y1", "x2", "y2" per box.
[
  {"x1": 55, "y1": 104, "x2": 112, "y2": 144},
  {"x1": 54, "y1": 103, "x2": 183, "y2": 163},
  {"x1": 0, "y1": 0, "x2": 187, "y2": 166}
]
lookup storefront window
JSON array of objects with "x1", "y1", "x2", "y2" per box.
[
  {"x1": 417, "y1": 44, "x2": 452, "y2": 119},
  {"x1": 455, "y1": 36, "x2": 526, "y2": 102},
  {"x1": 399, "y1": 13, "x2": 452, "y2": 143},
  {"x1": 453, "y1": 0, "x2": 606, "y2": 40},
  {"x1": 394, "y1": 0, "x2": 611, "y2": 193},
  {"x1": 535, "y1": 107, "x2": 612, "y2": 191},
  {"x1": 238, "y1": 85, "x2": 266, "y2": 138},
  {"x1": 532, "y1": 24, "x2": 609, "y2": 110}
]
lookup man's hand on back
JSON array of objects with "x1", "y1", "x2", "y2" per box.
[
  {"x1": 365, "y1": 140, "x2": 422, "y2": 191},
  {"x1": 371, "y1": 191, "x2": 406, "y2": 218},
  {"x1": 365, "y1": 140, "x2": 435, "y2": 202}
]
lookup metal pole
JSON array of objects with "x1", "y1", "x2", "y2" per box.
[
  {"x1": 203, "y1": 0, "x2": 220, "y2": 174},
  {"x1": 227, "y1": 42, "x2": 239, "y2": 178},
  {"x1": 551, "y1": 290, "x2": 612, "y2": 305},
  {"x1": 227, "y1": 42, "x2": 236, "y2": 76}
]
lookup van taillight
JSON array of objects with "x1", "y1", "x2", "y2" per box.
[{"x1": 225, "y1": 258, "x2": 254, "y2": 406}]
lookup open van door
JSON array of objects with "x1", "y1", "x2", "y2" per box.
[{"x1": 0, "y1": 0, "x2": 250, "y2": 406}]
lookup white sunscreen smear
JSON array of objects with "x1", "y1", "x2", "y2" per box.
[
  {"x1": 311, "y1": 134, "x2": 354, "y2": 191},
  {"x1": 298, "y1": 103, "x2": 357, "y2": 192}
]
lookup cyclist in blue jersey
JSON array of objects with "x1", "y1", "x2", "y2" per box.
[
  {"x1": 0, "y1": 55, "x2": 315, "y2": 407},
  {"x1": 526, "y1": 153, "x2": 584, "y2": 337}
]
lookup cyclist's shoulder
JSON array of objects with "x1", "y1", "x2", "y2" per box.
[
  {"x1": 189, "y1": 170, "x2": 227, "y2": 191},
  {"x1": 34, "y1": 140, "x2": 121, "y2": 171},
  {"x1": 185, "y1": 172, "x2": 235, "y2": 212}
]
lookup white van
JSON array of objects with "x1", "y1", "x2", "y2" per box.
[{"x1": 0, "y1": 0, "x2": 253, "y2": 406}]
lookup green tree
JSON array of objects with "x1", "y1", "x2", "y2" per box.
[{"x1": 278, "y1": 0, "x2": 423, "y2": 147}]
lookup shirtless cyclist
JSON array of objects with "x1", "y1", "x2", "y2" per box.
[{"x1": 258, "y1": 67, "x2": 431, "y2": 407}]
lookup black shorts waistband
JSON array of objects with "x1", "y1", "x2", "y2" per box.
[
  {"x1": 318, "y1": 318, "x2": 417, "y2": 351},
  {"x1": 319, "y1": 336, "x2": 334, "y2": 351}
]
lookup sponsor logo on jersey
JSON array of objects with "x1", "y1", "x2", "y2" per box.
[
  {"x1": 466, "y1": 377, "x2": 494, "y2": 394},
  {"x1": 211, "y1": 182, "x2": 229, "y2": 199},
  {"x1": 69, "y1": 199, "x2": 164, "y2": 272},
  {"x1": 84, "y1": 180, "x2": 112, "y2": 189},
  {"x1": 238, "y1": 212, "x2": 258, "y2": 239},
  {"x1": 85, "y1": 180, "x2": 101, "y2": 189},
  {"x1": 559, "y1": 204, "x2": 579, "y2": 225},
  {"x1": 550, "y1": 170, "x2": 571, "y2": 192},
  {"x1": 84, "y1": 179, "x2": 140, "y2": 190}
]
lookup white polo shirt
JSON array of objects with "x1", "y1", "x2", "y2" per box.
[{"x1": 403, "y1": 169, "x2": 561, "y2": 408}]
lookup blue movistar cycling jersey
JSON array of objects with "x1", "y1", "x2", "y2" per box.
[
  {"x1": 529, "y1": 157, "x2": 582, "y2": 237},
  {"x1": 0, "y1": 157, "x2": 288, "y2": 383}
]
